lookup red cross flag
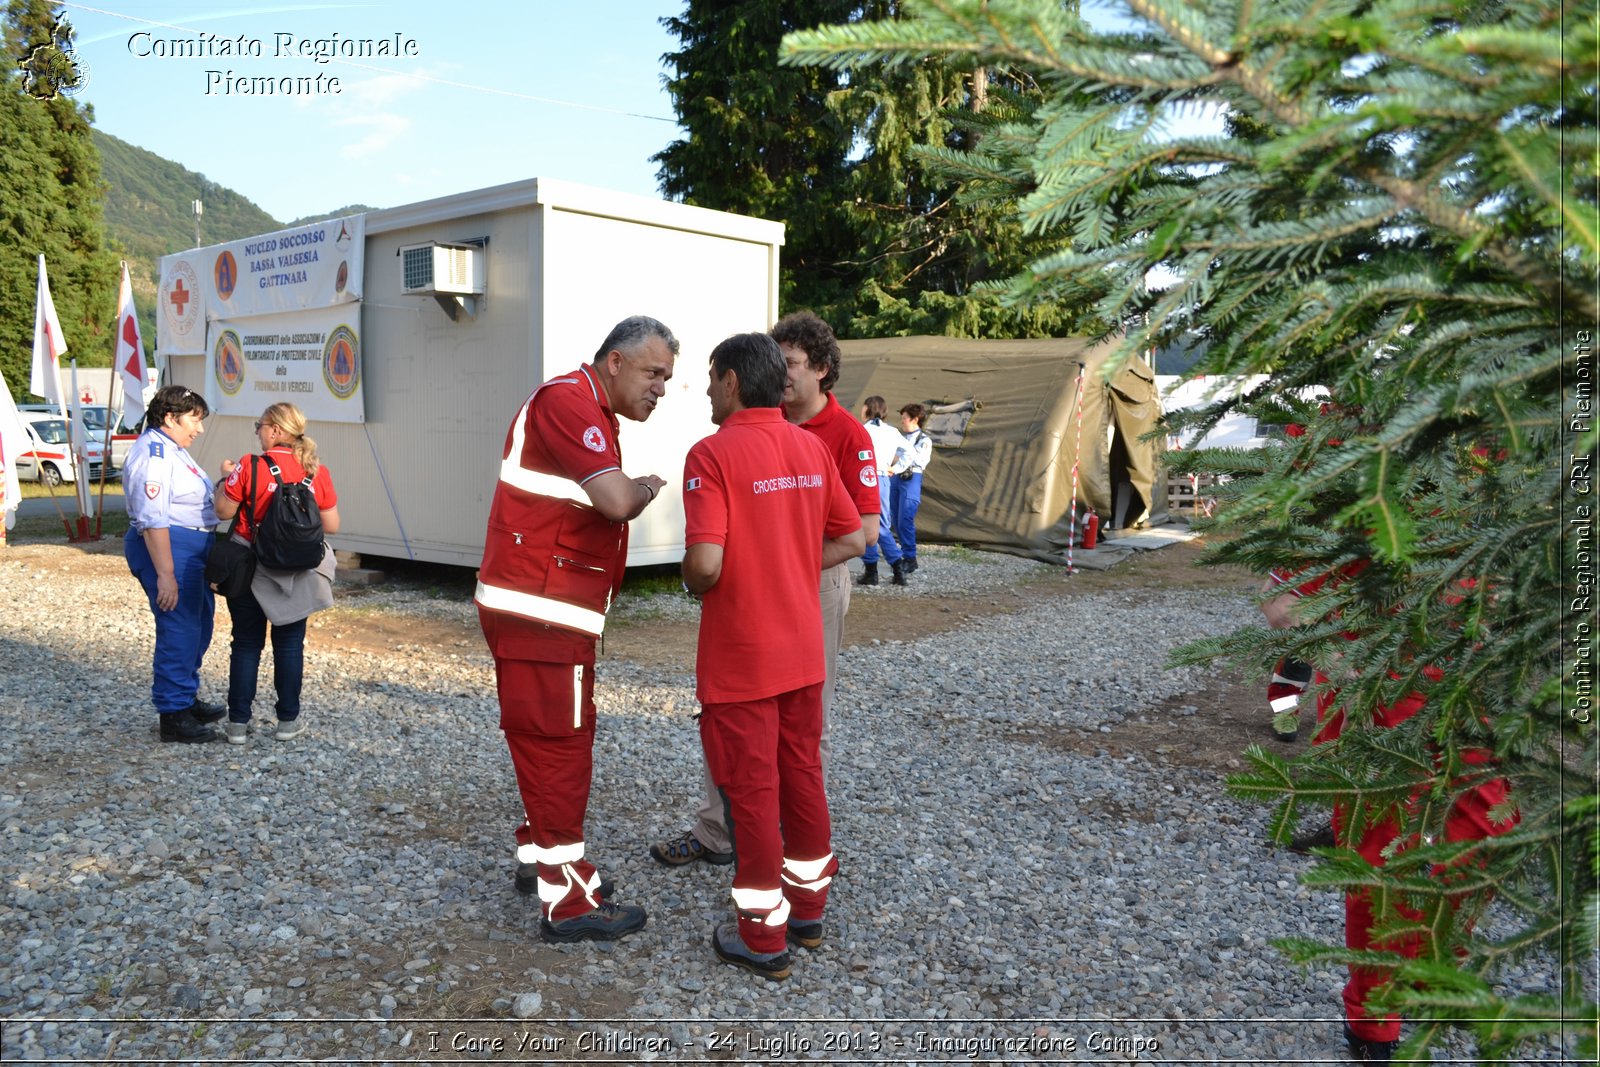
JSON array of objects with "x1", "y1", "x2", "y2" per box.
[
  {"x1": 29, "y1": 254, "x2": 67, "y2": 413},
  {"x1": 114, "y1": 262, "x2": 150, "y2": 426}
]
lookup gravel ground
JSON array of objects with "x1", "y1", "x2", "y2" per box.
[{"x1": 0, "y1": 540, "x2": 1580, "y2": 1065}]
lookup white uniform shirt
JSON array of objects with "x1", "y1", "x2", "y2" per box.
[
  {"x1": 899, "y1": 428, "x2": 933, "y2": 474},
  {"x1": 124, "y1": 427, "x2": 217, "y2": 532},
  {"x1": 863, "y1": 418, "x2": 907, "y2": 476}
]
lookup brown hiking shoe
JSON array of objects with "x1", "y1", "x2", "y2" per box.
[
  {"x1": 712, "y1": 922, "x2": 790, "y2": 981},
  {"x1": 650, "y1": 830, "x2": 732, "y2": 867}
]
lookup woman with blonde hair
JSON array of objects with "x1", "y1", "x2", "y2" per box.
[{"x1": 212, "y1": 403, "x2": 340, "y2": 743}]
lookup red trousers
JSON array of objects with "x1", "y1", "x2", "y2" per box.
[
  {"x1": 493, "y1": 652, "x2": 604, "y2": 923},
  {"x1": 1317, "y1": 679, "x2": 1515, "y2": 1043},
  {"x1": 1338, "y1": 775, "x2": 1511, "y2": 1042},
  {"x1": 700, "y1": 681, "x2": 837, "y2": 954}
]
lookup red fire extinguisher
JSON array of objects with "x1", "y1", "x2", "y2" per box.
[{"x1": 1082, "y1": 512, "x2": 1099, "y2": 549}]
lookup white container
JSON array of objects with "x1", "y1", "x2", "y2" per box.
[{"x1": 161, "y1": 178, "x2": 784, "y2": 567}]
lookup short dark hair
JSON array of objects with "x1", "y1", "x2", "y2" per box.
[
  {"x1": 146, "y1": 385, "x2": 209, "y2": 426},
  {"x1": 709, "y1": 333, "x2": 786, "y2": 409},
  {"x1": 770, "y1": 310, "x2": 841, "y2": 393},
  {"x1": 862, "y1": 395, "x2": 887, "y2": 420},
  {"x1": 593, "y1": 315, "x2": 680, "y2": 363},
  {"x1": 900, "y1": 402, "x2": 926, "y2": 424}
]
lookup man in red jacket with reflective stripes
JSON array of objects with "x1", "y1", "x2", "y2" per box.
[{"x1": 475, "y1": 315, "x2": 677, "y2": 943}]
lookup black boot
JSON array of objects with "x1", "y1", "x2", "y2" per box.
[
  {"x1": 159, "y1": 710, "x2": 217, "y2": 744},
  {"x1": 903, "y1": 556, "x2": 918, "y2": 574},
  {"x1": 890, "y1": 559, "x2": 907, "y2": 585},
  {"x1": 1344, "y1": 1024, "x2": 1397, "y2": 1062},
  {"x1": 186, "y1": 699, "x2": 226, "y2": 724},
  {"x1": 857, "y1": 563, "x2": 879, "y2": 586}
]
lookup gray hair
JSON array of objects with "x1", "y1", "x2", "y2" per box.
[{"x1": 593, "y1": 315, "x2": 679, "y2": 363}]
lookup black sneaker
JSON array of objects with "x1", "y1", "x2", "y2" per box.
[
  {"x1": 712, "y1": 921, "x2": 790, "y2": 981},
  {"x1": 186, "y1": 699, "x2": 226, "y2": 725},
  {"x1": 515, "y1": 863, "x2": 613, "y2": 900},
  {"x1": 1288, "y1": 822, "x2": 1338, "y2": 854},
  {"x1": 650, "y1": 830, "x2": 733, "y2": 867},
  {"x1": 786, "y1": 919, "x2": 823, "y2": 950},
  {"x1": 158, "y1": 711, "x2": 217, "y2": 744},
  {"x1": 539, "y1": 901, "x2": 647, "y2": 944},
  {"x1": 1344, "y1": 1024, "x2": 1397, "y2": 1062}
]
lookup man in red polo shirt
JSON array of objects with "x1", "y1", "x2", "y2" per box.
[
  {"x1": 682, "y1": 331, "x2": 864, "y2": 980},
  {"x1": 652, "y1": 311, "x2": 880, "y2": 868}
]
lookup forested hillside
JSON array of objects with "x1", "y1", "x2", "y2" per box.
[{"x1": 93, "y1": 130, "x2": 280, "y2": 347}]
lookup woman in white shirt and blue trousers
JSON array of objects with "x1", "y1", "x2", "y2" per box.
[
  {"x1": 892, "y1": 403, "x2": 933, "y2": 574},
  {"x1": 124, "y1": 386, "x2": 223, "y2": 743}
]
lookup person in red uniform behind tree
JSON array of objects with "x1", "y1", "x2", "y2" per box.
[
  {"x1": 681, "y1": 332, "x2": 864, "y2": 981},
  {"x1": 1261, "y1": 567, "x2": 1514, "y2": 1063},
  {"x1": 475, "y1": 315, "x2": 677, "y2": 944},
  {"x1": 652, "y1": 310, "x2": 880, "y2": 867}
]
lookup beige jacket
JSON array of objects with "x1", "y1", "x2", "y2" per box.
[{"x1": 250, "y1": 543, "x2": 336, "y2": 625}]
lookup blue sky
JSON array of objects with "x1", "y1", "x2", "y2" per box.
[
  {"x1": 53, "y1": 2, "x2": 1171, "y2": 227},
  {"x1": 59, "y1": 1, "x2": 685, "y2": 223}
]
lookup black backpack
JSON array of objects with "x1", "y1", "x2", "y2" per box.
[{"x1": 253, "y1": 459, "x2": 325, "y2": 571}]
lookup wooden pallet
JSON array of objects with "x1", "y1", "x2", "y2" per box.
[{"x1": 1167, "y1": 472, "x2": 1222, "y2": 516}]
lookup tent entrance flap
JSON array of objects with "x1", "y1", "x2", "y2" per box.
[
  {"x1": 836, "y1": 336, "x2": 1169, "y2": 562},
  {"x1": 924, "y1": 398, "x2": 979, "y2": 449}
]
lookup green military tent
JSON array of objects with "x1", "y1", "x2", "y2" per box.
[{"x1": 835, "y1": 336, "x2": 1168, "y2": 562}]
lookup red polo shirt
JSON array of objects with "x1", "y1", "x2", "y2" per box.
[
  {"x1": 221, "y1": 448, "x2": 338, "y2": 543},
  {"x1": 798, "y1": 392, "x2": 880, "y2": 518},
  {"x1": 684, "y1": 407, "x2": 861, "y2": 703}
]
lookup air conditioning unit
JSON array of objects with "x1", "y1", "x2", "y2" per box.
[
  {"x1": 400, "y1": 242, "x2": 483, "y2": 295},
  {"x1": 398, "y1": 241, "x2": 485, "y2": 320}
]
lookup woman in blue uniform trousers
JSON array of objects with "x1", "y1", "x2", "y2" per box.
[
  {"x1": 891, "y1": 403, "x2": 933, "y2": 574},
  {"x1": 124, "y1": 386, "x2": 222, "y2": 743}
]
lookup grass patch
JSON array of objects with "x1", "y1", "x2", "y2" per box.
[
  {"x1": 622, "y1": 563, "x2": 686, "y2": 598},
  {"x1": 11, "y1": 480, "x2": 124, "y2": 499},
  {"x1": 4, "y1": 511, "x2": 131, "y2": 542},
  {"x1": 943, "y1": 543, "x2": 983, "y2": 564}
]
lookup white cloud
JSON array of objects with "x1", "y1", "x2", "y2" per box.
[
  {"x1": 311, "y1": 69, "x2": 426, "y2": 159},
  {"x1": 339, "y1": 69, "x2": 423, "y2": 109},
  {"x1": 334, "y1": 111, "x2": 412, "y2": 159}
]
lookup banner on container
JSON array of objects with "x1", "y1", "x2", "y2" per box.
[
  {"x1": 206, "y1": 305, "x2": 364, "y2": 423},
  {"x1": 159, "y1": 215, "x2": 364, "y2": 358}
]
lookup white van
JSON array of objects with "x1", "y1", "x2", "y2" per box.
[
  {"x1": 13, "y1": 413, "x2": 112, "y2": 486},
  {"x1": 79, "y1": 405, "x2": 142, "y2": 469}
]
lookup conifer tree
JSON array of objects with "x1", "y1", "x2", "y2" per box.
[
  {"x1": 655, "y1": 0, "x2": 862, "y2": 315},
  {"x1": 655, "y1": 0, "x2": 1091, "y2": 335},
  {"x1": 1, "y1": 0, "x2": 118, "y2": 398},
  {"x1": 785, "y1": 0, "x2": 1596, "y2": 1060}
]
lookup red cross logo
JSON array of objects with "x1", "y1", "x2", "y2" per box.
[{"x1": 169, "y1": 278, "x2": 189, "y2": 315}]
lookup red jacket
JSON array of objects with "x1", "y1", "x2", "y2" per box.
[{"x1": 475, "y1": 365, "x2": 628, "y2": 644}]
